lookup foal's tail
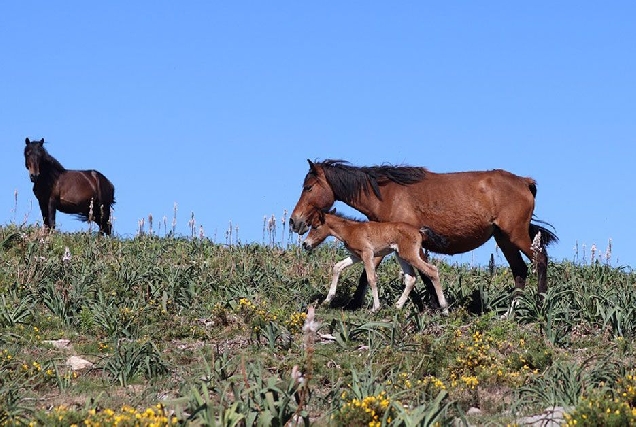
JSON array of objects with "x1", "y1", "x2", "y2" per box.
[{"x1": 529, "y1": 218, "x2": 558, "y2": 247}]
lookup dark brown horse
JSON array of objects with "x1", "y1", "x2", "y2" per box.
[
  {"x1": 24, "y1": 138, "x2": 115, "y2": 235},
  {"x1": 289, "y1": 159, "x2": 557, "y2": 310}
]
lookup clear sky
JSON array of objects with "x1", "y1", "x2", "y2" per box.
[{"x1": 2, "y1": 2, "x2": 634, "y2": 267}]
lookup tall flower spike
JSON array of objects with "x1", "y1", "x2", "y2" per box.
[
  {"x1": 530, "y1": 231, "x2": 542, "y2": 272},
  {"x1": 62, "y1": 247, "x2": 72, "y2": 263}
]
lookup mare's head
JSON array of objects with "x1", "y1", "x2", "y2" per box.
[
  {"x1": 301, "y1": 208, "x2": 335, "y2": 251},
  {"x1": 24, "y1": 138, "x2": 46, "y2": 182},
  {"x1": 290, "y1": 160, "x2": 337, "y2": 235}
]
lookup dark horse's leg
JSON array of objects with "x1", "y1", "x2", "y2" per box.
[
  {"x1": 40, "y1": 198, "x2": 57, "y2": 230},
  {"x1": 97, "y1": 203, "x2": 112, "y2": 236},
  {"x1": 37, "y1": 199, "x2": 50, "y2": 228}
]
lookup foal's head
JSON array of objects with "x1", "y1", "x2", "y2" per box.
[
  {"x1": 301, "y1": 209, "x2": 333, "y2": 251},
  {"x1": 24, "y1": 138, "x2": 46, "y2": 182}
]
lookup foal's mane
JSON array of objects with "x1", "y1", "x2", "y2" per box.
[
  {"x1": 316, "y1": 159, "x2": 426, "y2": 203},
  {"x1": 325, "y1": 209, "x2": 367, "y2": 224}
]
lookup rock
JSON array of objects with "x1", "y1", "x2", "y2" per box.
[
  {"x1": 66, "y1": 355, "x2": 93, "y2": 371},
  {"x1": 517, "y1": 406, "x2": 569, "y2": 426},
  {"x1": 466, "y1": 407, "x2": 482, "y2": 416}
]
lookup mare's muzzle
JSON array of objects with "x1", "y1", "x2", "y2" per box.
[{"x1": 289, "y1": 217, "x2": 309, "y2": 235}]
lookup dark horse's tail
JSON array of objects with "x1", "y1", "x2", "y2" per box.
[
  {"x1": 90, "y1": 170, "x2": 115, "y2": 235},
  {"x1": 97, "y1": 171, "x2": 115, "y2": 207}
]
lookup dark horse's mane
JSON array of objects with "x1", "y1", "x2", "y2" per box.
[
  {"x1": 315, "y1": 159, "x2": 426, "y2": 203},
  {"x1": 26, "y1": 142, "x2": 67, "y2": 189}
]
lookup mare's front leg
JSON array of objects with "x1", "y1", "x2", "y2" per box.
[
  {"x1": 324, "y1": 255, "x2": 360, "y2": 305},
  {"x1": 346, "y1": 255, "x2": 385, "y2": 310}
]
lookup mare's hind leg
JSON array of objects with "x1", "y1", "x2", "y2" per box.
[
  {"x1": 493, "y1": 231, "x2": 529, "y2": 294},
  {"x1": 494, "y1": 227, "x2": 538, "y2": 317}
]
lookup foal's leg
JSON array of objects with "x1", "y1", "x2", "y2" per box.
[
  {"x1": 394, "y1": 257, "x2": 417, "y2": 309},
  {"x1": 324, "y1": 255, "x2": 359, "y2": 305},
  {"x1": 362, "y1": 253, "x2": 382, "y2": 312},
  {"x1": 416, "y1": 249, "x2": 439, "y2": 310},
  {"x1": 408, "y1": 254, "x2": 449, "y2": 315},
  {"x1": 346, "y1": 255, "x2": 384, "y2": 310}
]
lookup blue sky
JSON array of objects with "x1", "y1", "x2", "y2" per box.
[{"x1": 2, "y1": 2, "x2": 634, "y2": 267}]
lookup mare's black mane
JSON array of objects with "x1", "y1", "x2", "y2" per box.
[{"x1": 311, "y1": 159, "x2": 426, "y2": 203}]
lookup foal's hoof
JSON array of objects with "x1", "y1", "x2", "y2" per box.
[{"x1": 441, "y1": 308, "x2": 449, "y2": 317}]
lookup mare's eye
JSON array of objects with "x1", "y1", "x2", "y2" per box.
[{"x1": 303, "y1": 185, "x2": 313, "y2": 192}]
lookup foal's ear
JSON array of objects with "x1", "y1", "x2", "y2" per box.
[
  {"x1": 329, "y1": 208, "x2": 336, "y2": 214},
  {"x1": 25, "y1": 138, "x2": 30, "y2": 144},
  {"x1": 39, "y1": 138, "x2": 44, "y2": 145}
]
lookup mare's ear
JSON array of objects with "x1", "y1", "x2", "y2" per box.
[
  {"x1": 25, "y1": 138, "x2": 30, "y2": 144},
  {"x1": 329, "y1": 208, "x2": 336, "y2": 214},
  {"x1": 307, "y1": 159, "x2": 315, "y2": 172}
]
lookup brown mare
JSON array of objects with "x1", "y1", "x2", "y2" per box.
[
  {"x1": 24, "y1": 138, "x2": 115, "y2": 235},
  {"x1": 302, "y1": 209, "x2": 449, "y2": 313},
  {"x1": 290, "y1": 159, "x2": 558, "y2": 310}
]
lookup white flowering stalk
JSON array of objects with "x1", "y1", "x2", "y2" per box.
[
  {"x1": 62, "y1": 247, "x2": 72, "y2": 263},
  {"x1": 172, "y1": 202, "x2": 178, "y2": 235}
]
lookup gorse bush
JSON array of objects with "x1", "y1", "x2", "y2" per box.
[{"x1": 0, "y1": 224, "x2": 635, "y2": 425}]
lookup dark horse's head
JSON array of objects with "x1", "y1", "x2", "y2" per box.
[{"x1": 24, "y1": 138, "x2": 46, "y2": 182}]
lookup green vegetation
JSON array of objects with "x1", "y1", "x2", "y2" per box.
[{"x1": 1, "y1": 224, "x2": 636, "y2": 426}]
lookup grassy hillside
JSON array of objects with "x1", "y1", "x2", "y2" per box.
[{"x1": 1, "y1": 225, "x2": 636, "y2": 426}]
